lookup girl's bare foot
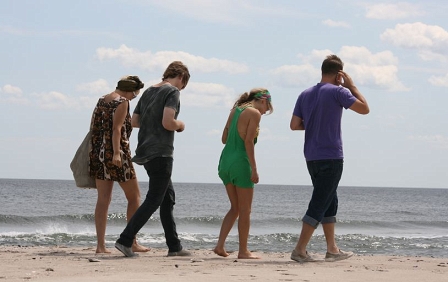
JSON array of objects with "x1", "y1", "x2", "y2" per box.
[
  {"x1": 132, "y1": 243, "x2": 150, "y2": 252},
  {"x1": 95, "y1": 246, "x2": 112, "y2": 254},
  {"x1": 237, "y1": 251, "x2": 260, "y2": 259},
  {"x1": 213, "y1": 247, "x2": 230, "y2": 257}
]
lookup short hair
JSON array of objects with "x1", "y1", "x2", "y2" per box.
[
  {"x1": 162, "y1": 61, "x2": 190, "y2": 89},
  {"x1": 116, "y1": 75, "x2": 144, "y2": 91},
  {"x1": 321, "y1": 54, "x2": 344, "y2": 75}
]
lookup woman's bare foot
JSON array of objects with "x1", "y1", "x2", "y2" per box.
[
  {"x1": 213, "y1": 247, "x2": 230, "y2": 257},
  {"x1": 132, "y1": 242, "x2": 150, "y2": 252},
  {"x1": 95, "y1": 246, "x2": 112, "y2": 254},
  {"x1": 237, "y1": 251, "x2": 260, "y2": 259}
]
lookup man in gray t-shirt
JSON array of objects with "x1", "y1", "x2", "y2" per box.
[
  {"x1": 115, "y1": 61, "x2": 192, "y2": 258},
  {"x1": 132, "y1": 83, "x2": 180, "y2": 164}
]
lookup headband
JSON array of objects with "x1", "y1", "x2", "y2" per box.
[{"x1": 254, "y1": 90, "x2": 271, "y2": 102}]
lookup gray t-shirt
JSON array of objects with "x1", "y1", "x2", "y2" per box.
[{"x1": 131, "y1": 84, "x2": 180, "y2": 165}]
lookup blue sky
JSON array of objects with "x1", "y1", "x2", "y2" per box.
[{"x1": 1, "y1": 0, "x2": 447, "y2": 189}]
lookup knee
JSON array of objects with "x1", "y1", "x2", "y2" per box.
[
  {"x1": 97, "y1": 194, "x2": 112, "y2": 205},
  {"x1": 228, "y1": 206, "x2": 239, "y2": 217},
  {"x1": 143, "y1": 195, "x2": 164, "y2": 209},
  {"x1": 128, "y1": 196, "x2": 140, "y2": 206},
  {"x1": 129, "y1": 190, "x2": 141, "y2": 203},
  {"x1": 238, "y1": 206, "x2": 252, "y2": 216}
]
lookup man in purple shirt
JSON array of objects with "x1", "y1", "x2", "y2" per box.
[{"x1": 290, "y1": 54, "x2": 369, "y2": 262}]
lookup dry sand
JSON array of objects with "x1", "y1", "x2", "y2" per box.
[{"x1": 1, "y1": 245, "x2": 447, "y2": 281}]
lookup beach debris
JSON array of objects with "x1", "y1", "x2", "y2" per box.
[
  {"x1": 191, "y1": 259, "x2": 204, "y2": 263},
  {"x1": 175, "y1": 264, "x2": 179, "y2": 268},
  {"x1": 88, "y1": 258, "x2": 101, "y2": 262},
  {"x1": 45, "y1": 268, "x2": 54, "y2": 272}
]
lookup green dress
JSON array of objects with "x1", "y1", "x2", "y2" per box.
[{"x1": 218, "y1": 106, "x2": 257, "y2": 188}]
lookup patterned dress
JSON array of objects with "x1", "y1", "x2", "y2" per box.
[{"x1": 89, "y1": 95, "x2": 136, "y2": 182}]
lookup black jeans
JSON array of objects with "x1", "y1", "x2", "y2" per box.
[
  {"x1": 302, "y1": 159, "x2": 343, "y2": 229},
  {"x1": 117, "y1": 157, "x2": 182, "y2": 252}
]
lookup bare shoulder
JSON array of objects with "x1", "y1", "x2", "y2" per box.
[
  {"x1": 227, "y1": 108, "x2": 237, "y2": 122},
  {"x1": 243, "y1": 107, "x2": 261, "y2": 118}
]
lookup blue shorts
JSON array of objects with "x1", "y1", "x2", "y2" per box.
[{"x1": 302, "y1": 159, "x2": 343, "y2": 228}]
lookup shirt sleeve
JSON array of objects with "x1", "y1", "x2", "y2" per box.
[
  {"x1": 165, "y1": 89, "x2": 180, "y2": 111},
  {"x1": 292, "y1": 94, "x2": 303, "y2": 118},
  {"x1": 337, "y1": 87, "x2": 357, "y2": 109}
]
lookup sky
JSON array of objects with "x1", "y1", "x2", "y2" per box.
[{"x1": 1, "y1": 0, "x2": 447, "y2": 189}]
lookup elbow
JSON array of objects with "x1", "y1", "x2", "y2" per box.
[
  {"x1": 361, "y1": 107, "x2": 370, "y2": 115},
  {"x1": 112, "y1": 127, "x2": 121, "y2": 135},
  {"x1": 244, "y1": 140, "x2": 254, "y2": 148},
  {"x1": 289, "y1": 122, "x2": 297, "y2": 131},
  {"x1": 131, "y1": 121, "x2": 139, "y2": 128},
  {"x1": 162, "y1": 120, "x2": 172, "y2": 131},
  {"x1": 162, "y1": 121, "x2": 179, "y2": 132},
  {"x1": 290, "y1": 123, "x2": 304, "y2": 131}
]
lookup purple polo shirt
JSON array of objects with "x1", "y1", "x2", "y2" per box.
[{"x1": 293, "y1": 83, "x2": 356, "y2": 161}]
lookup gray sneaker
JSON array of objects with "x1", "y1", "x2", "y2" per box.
[
  {"x1": 167, "y1": 249, "x2": 192, "y2": 257},
  {"x1": 115, "y1": 242, "x2": 138, "y2": 257},
  {"x1": 325, "y1": 249, "x2": 353, "y2": 262},
  {"x1": 290, "y1": 250, "x2": 319, "y2": 263}
]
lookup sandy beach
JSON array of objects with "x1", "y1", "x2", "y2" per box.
[{"x1": 1, "y1": 245, "x2": 447, "y2": 282}]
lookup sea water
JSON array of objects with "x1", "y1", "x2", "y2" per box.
[{"x1": 1, "y1": 179, "x2": 447, "y2": 258}]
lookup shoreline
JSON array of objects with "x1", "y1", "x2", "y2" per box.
[{"x1": 1, "y1": 246, "x2": 447, "y2": 282}]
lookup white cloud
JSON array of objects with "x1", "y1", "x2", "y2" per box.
[
  {"x1": 322, "y1": 19, "x2": 350, "y2": 28},
  {"x1": 409, "y1": 135, "x2": 448, "y2": 149},
  {"x1": 32, "y1": 91, "x2": 79, "y2": 110},
  {"x1": 271, "y1": 63, "x2": 320, "y2": 88},
  {"x1": 1, "y1": 84, "x2": 22, "y2": 95},
  {"x1": 428, "y1": 73, "x2": 448, "y2": 87},
  {"x1": 0, "y1": 84, "x2": 29, "y2": 104},
  {"x1": 366, "y1": 2, "x2": 423, "y2": 20},
  {"x1": 381, "y1": 22, "x2": 448, "y2": 61},
  {"x1": 339, "y1": 46, "x2": 409, "y2": 91},
  {"x1": 77, "y1": 79, "x2": 111, "y2": 95},
  {"x1": 181, "y1": 82, "x2": 236, "y2": 108},
  {"x1": 271, "y1": 47, "x2": 408, "y2": 91},
  {"x1": 96, "y1": 45, "x2": 249, "y2": 74}
]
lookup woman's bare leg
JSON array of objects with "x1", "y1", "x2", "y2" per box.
[
  {"x1": 119, "y1": 178, "x2": 150, "y2": 252},
  {"x1": 95, "y1": 179, "x2": 113, "y2": 253},
  {"x1": 214, "y1": 184, "x2": 239, "y2": 257},
  {"x1": 236, "y1": 187, "x2": 259, "y2": 259}
]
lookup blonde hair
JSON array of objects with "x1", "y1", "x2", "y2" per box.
[{"x1": 233, "y1": 87, "x2": 273, "y2": 114}]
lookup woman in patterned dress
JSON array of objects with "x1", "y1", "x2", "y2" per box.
[{"x1": 89, "y1": 75, "x2": 149, "y2": 253}]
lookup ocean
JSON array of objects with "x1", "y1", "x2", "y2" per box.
[{"x1": 1, "y1": 179, "x2": 447, "y2": 258}]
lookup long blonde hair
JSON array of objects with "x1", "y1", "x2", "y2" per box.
[{"x1": 233, "y1": 87, "x2": 273, "y2": 114}]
